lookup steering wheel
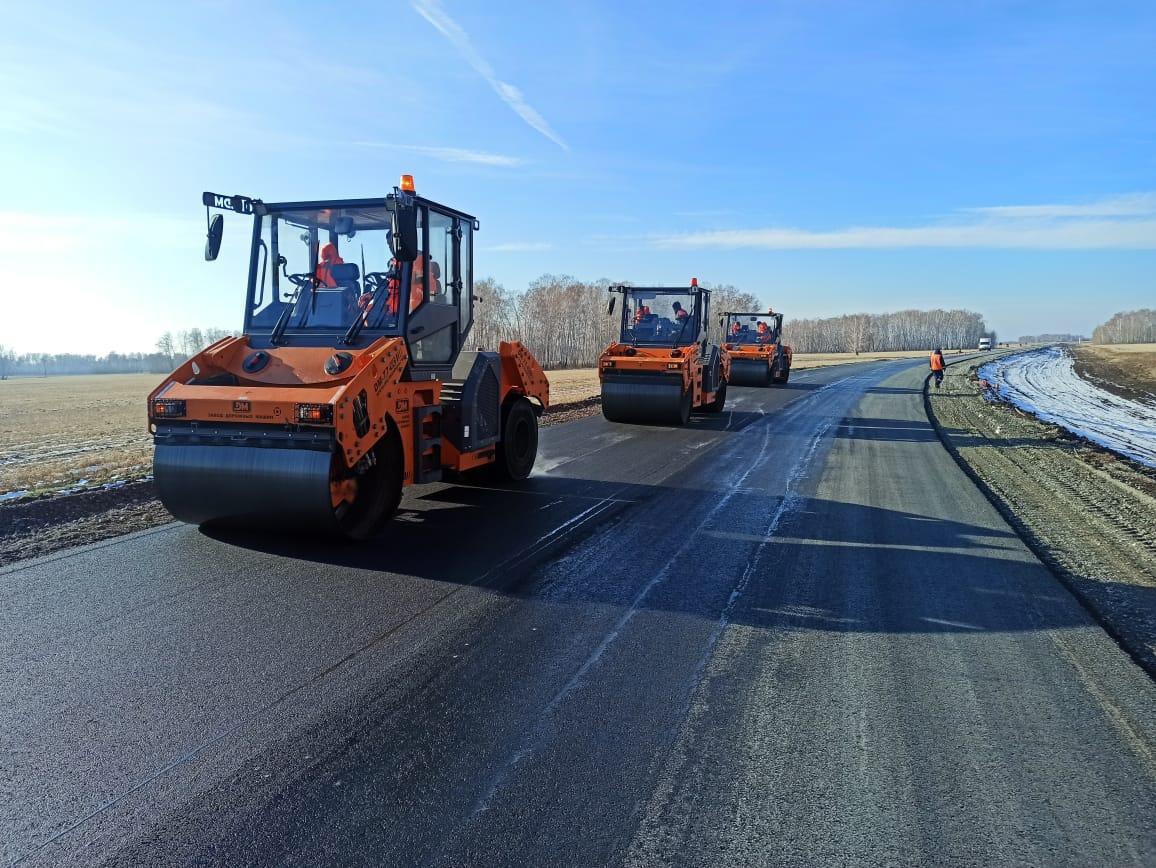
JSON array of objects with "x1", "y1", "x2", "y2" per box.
[{"x1": 287, "y1": 272, "x2": 320, "y2": 291}]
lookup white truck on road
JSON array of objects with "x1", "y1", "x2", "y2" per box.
[{"x1": 978, "y1": 337, "x2": 992, "y2": 351}]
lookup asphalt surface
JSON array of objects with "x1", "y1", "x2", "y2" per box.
[{"x1": 3, "y1": 359, "x2": 1155, "y2": 866}]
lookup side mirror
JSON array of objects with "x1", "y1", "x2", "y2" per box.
[
  {"x1": 205, "y1": 214, "x2": 224, "y2": 261},
  {"x1": 390, "y1": 202, "x2": 419, "y2": 262},
  {"x1": 718, "y1": 317, "x2": 724, "y2": 328},
  {"x1": 607, "y1": 297, "x2": 616, "y2": 316}
]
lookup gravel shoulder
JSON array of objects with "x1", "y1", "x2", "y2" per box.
[
  {"x1": 0, "y1": 397, "x2": 602, "y2": 567},
  {"x1": 926, "y1": 353, "x2": 1156, "y2": 675}
]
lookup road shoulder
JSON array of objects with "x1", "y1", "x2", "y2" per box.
[{"x1": 926, "y1": 354, "x2": 1156, "y2": 676}]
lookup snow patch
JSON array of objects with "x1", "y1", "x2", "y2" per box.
[{"x1": 980, "y1": 346, "x2": 1156, "y2": 468}]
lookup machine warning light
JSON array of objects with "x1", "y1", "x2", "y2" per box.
[{"x1": 152, "y1": 399, "x2": 187, "y2": 418}]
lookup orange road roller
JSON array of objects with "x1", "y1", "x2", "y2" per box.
[
  {"x1": 722, "y1": 310, "x2": 793, "y2": 386},
  {"x1": 148, "y1": 177, "x2": 549, "y2": 538},
  {"x1": 599, "y1": 280, "x2": 729, "y2": 425}
]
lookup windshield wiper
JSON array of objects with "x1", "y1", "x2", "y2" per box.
[
  {"x1": 342, "y1": 266, "x2": 398, "y2": 345},
  {"x1": 271, "y1": 285, "x2": 308, "y2": 345}
]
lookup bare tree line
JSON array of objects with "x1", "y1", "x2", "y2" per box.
[
  {"x1": 782, "y1": 309, "x2": 992, "y2": 355},
  {"x1": 0, "y1": 328, "x2": 231, "y2": 378},
  {"x1": 0, "y1": 280, "x2": 995, "y2": 379},
  {"x1": 0, "y1": 348, "x2": 176, "y2": 377},
  {"x1": 1018, "y1": 333, "x2": 1086, "y2": 344},
  {"x1": 471, "y1": 276, "x2": 759, "y2": 369},
  {"x1": 1092, "y1": 309, "x2": 1156, "y2": 345}
]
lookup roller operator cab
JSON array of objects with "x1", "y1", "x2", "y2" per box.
[
  {"x1": 722, "y1": 311, "x2": 793, "y2": 386},
  {"x1": 148, "y1": 177, "x2": 549, "y2": 539},
  {"x1": 599, "y1": 279, "x2": 729, "y2": 425}
]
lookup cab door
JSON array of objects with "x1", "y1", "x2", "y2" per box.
[{"x1": 408, "y1": 207, "x2": 459, "y2": 369}]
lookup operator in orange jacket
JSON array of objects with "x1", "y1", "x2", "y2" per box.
[{"x1": 930, "y1": 347, "x2": 946, "y2": 388}]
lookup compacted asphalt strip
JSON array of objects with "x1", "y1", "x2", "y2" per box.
[{"x1": 2, "y1": 360, "x2": 1154, "y2": 866}]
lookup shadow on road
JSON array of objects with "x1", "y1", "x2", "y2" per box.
[{"x1": 201, "y1": 469, "x2": 1124, "y2": 639}]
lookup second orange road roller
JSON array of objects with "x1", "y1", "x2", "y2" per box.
[
  {"x1": 148, "y1": 176, "x2": 549, "y2": 539},
  {"x1": 599, "y1": 280, "x2": 729, "y2": 425},
  {"x1": 722, "y1": 310, "x2": 793, "y2": 386}
]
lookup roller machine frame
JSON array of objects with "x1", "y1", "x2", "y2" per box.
[
  {"x1": 599, "y1": 280, "x2": 729, "y2": 425},
  {"x1": 722, "y1": 311, "x2": 793, "y2": 386},
  {"x1": 148, "y1": 177, "x2": 549, "y2": 539}
]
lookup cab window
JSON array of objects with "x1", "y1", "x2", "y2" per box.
[{"x1": 428, "y1": 211, "x2": 454, "y2": 309}]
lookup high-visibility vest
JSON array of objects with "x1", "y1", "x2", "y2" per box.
[{"x1": 930, "y1": 352, "x2": 944, "y2": 371}]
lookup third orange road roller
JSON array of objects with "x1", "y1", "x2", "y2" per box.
[
  {"x1": 599, "y1": 279, "x2": 729, "y2": 425},
  {"x1": 722, "y1": 309, "x2": 793, "y2": 386},
  {"x1": 148, "y1": 176, "x2": 549, "y2": 539}
]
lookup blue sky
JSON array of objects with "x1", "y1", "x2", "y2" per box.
[{"x1": 1, "y1": 0, "x2": 1154, "y2": 354}]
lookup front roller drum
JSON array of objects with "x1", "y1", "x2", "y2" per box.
[
  {"x1": 155, "y1": 439, "x2": 400, "y2": 539},
  {"x1": 728, "y1": 358, "x2": 771, "y2": 387},
  {"x1": 602, "y1": 378, "x2": 690, "y2": 425}
]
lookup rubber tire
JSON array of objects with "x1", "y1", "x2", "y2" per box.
[
  {"x1": 706, "y1": 380, "x2": 727, "y2": 413},
  {"x1": 494, "y1": 398, "x2": 539, "y2": 481},
  {"x1": 335, "y1": 431, "x2": 402, "y2": 540}
]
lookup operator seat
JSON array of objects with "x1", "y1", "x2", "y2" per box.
[{"x1": 307, "y1": 262, "x2": 361, "y2": 327}]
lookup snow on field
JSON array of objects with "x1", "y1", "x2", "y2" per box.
[{"x1": 979, "y1": 346, "x2": 1156, "y2": 468}]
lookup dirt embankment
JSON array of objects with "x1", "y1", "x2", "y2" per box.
[
  {"x1": 1072, "y1": 344, "x2": 1156, "y2": 406},
  {"x1": 926, "y1": 354, "x2": 1156, "y2": 675}
]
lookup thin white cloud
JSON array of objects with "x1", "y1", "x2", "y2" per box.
[
  {"x1": 486, "y1": 241, "x2": 554, "y2": 253},
  {"x1": 354, "y1": 141, "x2": 522, "y2": 167},
  {"x1": 653, "y1": 194, "x2": 1156, "y2": 250},
  {"x1": 411, "y1": 0, "x2": 568, "y2": 151},
  {"x1": 966, "y1": 193, "x2": 1156, "y2": 219}
]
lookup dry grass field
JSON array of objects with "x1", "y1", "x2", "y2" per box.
[
  {"x1": 0, "y1": 350, "x2": 947, "y2": 498},
  {"x1": 0, "y1": 373, "x2": 155, "y2": 498},
  {"x1": 1073, "y1": 343, "x2": 1156, "y2": 403}
]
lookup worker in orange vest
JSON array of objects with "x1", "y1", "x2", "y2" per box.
[
  {"x1": 929, "y1": 347, "x2": 946, "y2": 388},
  {"x1": 315, "y1": 242, "x2": 343, "y2": 287}
]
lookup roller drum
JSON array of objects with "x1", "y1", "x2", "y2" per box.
[
  {"x1": 728, "y1": 358, "x2": 771, "y2": 387},
  {"x1": 154, "y1": 443, "x2": 339, "y2": 532},
  {"x1": 601, "y1": 377, "x2": 688, "y2": 425}
]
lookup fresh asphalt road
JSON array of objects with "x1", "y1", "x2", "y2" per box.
[{"x1": 3, "y1": 359, "x2": 1155, "y2": 866}]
